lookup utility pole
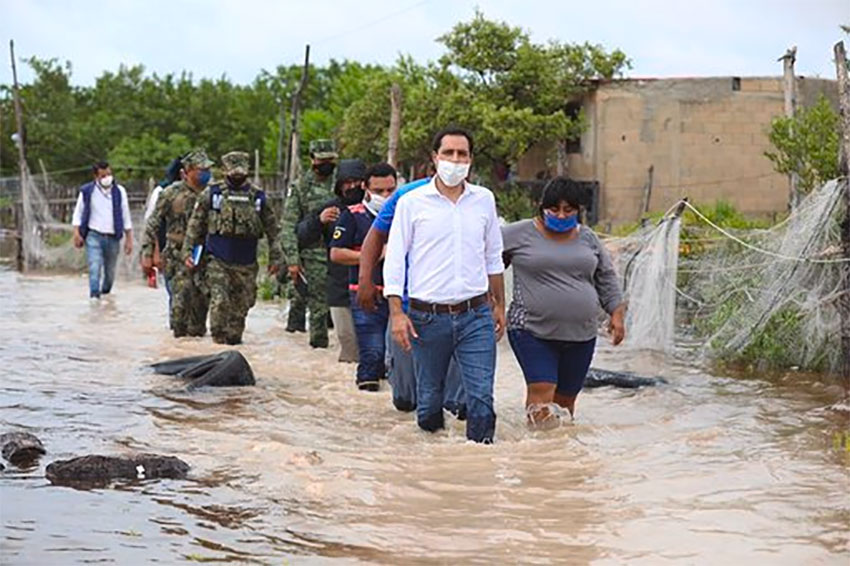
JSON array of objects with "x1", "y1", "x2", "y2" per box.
[
  {"x1": 284, "y1": 45, "x2": 310, "y2": 196},
  {"x1": 9, "y1": 40, "x2": 29, "y2": 272},
  {"x1": 778, "y1": 46, "x2": 799, "y2": 211},
  {"x1": 833, "y1": 40, "x2": 850, "y2": 395},
  {"x1": 387, "y1": 83, "x2": 402, "y2": 168}
]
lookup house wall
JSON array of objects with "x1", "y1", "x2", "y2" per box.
[{"x1": 516, "y1": 76, "x2": 838, "y2": 225}]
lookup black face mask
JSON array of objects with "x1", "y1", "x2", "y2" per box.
[
  {"x1": 341, "y1": 187, "x2": 364, "y2": 205},
  {"x1": 314, "y1": 162, "x2": 336, "y2": 177},
  {"x1": 227, "y1": 174, "x2": 248, "y2": 188}
]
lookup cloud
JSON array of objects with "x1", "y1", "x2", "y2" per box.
[{"x1": 0, "y1": 0, "x2": 846, "y2": 86}]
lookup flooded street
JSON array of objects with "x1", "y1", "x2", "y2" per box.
[{"x1": 0, "y1": 268, "x2": 848, "y2": 565}]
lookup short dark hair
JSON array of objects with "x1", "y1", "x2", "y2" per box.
[
  {"x1": 539, "y1": 177, "x2": 589, "y2": 219},
  {"x1": 365, "y1": 162, "x2": 397, "y2": 187},
  {"x1": 431, "y1": 126, "x2": 474, "y2": 154},
  {"x1": 92, "y1": 160, "x2": 110, "y2": 174}
]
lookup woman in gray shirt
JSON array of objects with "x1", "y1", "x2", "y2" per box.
[{"x1": 502, "y1": 177, "x2": 625, "y2": 426}]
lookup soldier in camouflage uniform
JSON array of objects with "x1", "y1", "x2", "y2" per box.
[
  {"x1": 183, "y1": 151, "x2": 282, "y2": 345},
  {"x1": 279, "y1": 139, "x2": 338, "y2": 348},
  {"x1": 141, "y1": 149, "x2": 214, "y2": 337}
]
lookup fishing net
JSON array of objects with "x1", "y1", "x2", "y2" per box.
[
  {"x1": 605, "y1": 179, "x2": 849, "y2": 374},
  {"x1": 15, "y1": 165, "x2": 143, "y2": 276}
]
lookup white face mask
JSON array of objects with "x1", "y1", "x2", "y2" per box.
[
  {"x1": 364, "y1": 192, "x2": 387, "y2": 216},
  {"x1": 435, "y1": 160, "x2": 470, "y2": 187},
  {"x1": 98, "y1": 175, "x2": 114, "y2": 189}
]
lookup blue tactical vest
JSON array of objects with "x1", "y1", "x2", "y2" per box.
[
  {"x1": 79, "y1": 181, "x2": 124, "y2": 240},
  {"x1": 206, "y1": 184, "x2": 266, "y2": 265}
]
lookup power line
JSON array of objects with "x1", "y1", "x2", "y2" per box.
[{"x1": 314, "y1": 0, "x2": 432, "y2": 45}]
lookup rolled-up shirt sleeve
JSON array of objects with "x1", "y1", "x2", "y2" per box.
[
  {"x1": 71, "y1": 192, "x2": 84, "y2": 227},
  {"x1": 483, "y1": 192, "x2": 504, "y2": 275},
  {"x1": 382, "y1": 197, "x2": 411, "y2": 297},
  {"x1": 593, "y1": 234, "x2": 623, "y2": 314}
]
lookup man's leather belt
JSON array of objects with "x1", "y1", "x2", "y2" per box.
[{"x1": 409, "y1": 293, "x2": 488, "y2": 315}]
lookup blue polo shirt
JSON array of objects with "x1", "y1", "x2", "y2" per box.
[{"x1": 371, "y1": 177, "x2": 430, "y2": 233}]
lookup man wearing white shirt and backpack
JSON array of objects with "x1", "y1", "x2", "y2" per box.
[
  {"x1": 384, "y1": 127, "x2": 506, "y2": 443},
  {"x1": 72, "y1": 161, "x2": 134, "y2": 299}
]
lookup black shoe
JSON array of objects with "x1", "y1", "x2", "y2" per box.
[
  {"x1": 310, "y1": 341, "x2": 329, "y2": 349},
  {"x1": 225, "y1": 337, "x2": 242, "y2": 345},
  {"x1": 286, "y1": 326, "x2": 306, "y2": 333},
  {"x1": 357, "y1": 380, "x2": 380, "y2": 392},
  {"x1": 212, "y1": 335, "x2": 227, "y2": 344},
  {"x1": 393, "y1": 399, "x2": 416, "y2": 412}
]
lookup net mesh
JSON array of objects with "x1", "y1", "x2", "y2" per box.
[
  {"x1": 17, "y1": 165, "x2": 143, "y2": 276},
  {"x1": 605, "y1": 179, "x2": 849, "y2": 374}
]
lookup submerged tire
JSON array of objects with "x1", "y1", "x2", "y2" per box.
[
  {"x1": 187, "y1": 351, "x2": 255, "y2": 389},
  {"x1": 584, "y1": 368, "x2": 667, "y2": 389},
  {"x1": 1, "y1": 432, "x2": 46, "y2": 465},
  {"x1": 45, "y1": 454, "x2": 190, "y2": 486}
]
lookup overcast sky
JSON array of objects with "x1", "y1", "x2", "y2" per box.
[{"x1": 1, "y1": 0, "x2": 847, "y2": 86}]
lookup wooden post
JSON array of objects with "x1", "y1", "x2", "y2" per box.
[
  {"x1": 387, "y1": 83, "x2": 402, "y2": 168},
  {"x1": 779, "y1": 46, "x2": 800, "y2": 210},
  {"x1": 639, "y1": 164, "x2": 654, "y2": 218},
  {"x1": 834, "y1": 40, "x2": 850, "y2": 395},
  {"x1": 254, "y1": 149, "x2": 260, "y2": 185},
  {"x1": 9, "y1": 40, "x2": 29, "y2": 272},
  {"x1": 284, "y1": 45, "x2": 310, "y2": 195},
  {"x1": 276, "y1": 99, "x2": 287, "y2": 176},
  {"x1": 555, "y1": 140, "x2": 568, "y2": 176}
]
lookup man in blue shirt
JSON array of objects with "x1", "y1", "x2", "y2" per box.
[{"x1": 354, "y1": 174, "x2": 465, "y2": 415}]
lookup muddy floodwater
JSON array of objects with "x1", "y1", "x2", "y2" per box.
[{"x1": 1, "y1": 268, "x2": 848, "y2": 565}]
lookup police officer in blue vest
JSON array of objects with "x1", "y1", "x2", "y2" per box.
[{"x1": 72, "y1": 161, "x2": 134, "y2": 299}]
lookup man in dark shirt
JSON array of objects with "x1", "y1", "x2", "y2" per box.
[{"x1": 330, "y1": 163, "x2": 397, "y2": 391}]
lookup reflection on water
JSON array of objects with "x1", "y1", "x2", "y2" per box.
[{"x1": 0, "y1": 269, "x2": 848, "y2": 565}]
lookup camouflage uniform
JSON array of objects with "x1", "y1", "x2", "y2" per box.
[
  {"x1": 183, "y1": 151, "x2": 282, "y2": 345},
  {"x1": 279, "y1": 139, "x2": 337, "y2": 348},
  {"x1": 141, "y1": 149, "x2": 213, "y2": 337}
]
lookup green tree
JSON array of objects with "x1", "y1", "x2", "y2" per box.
[
  {"x1": 339, "y1": 10, "x2": 630, "y2": 184},
  {"x1": 765, "y1": 94, "x2": 840, "y2": 195}
]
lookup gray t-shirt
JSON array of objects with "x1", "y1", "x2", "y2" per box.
[{"x1": 502, "y1": 219, "x2": 623, "y2": 342}]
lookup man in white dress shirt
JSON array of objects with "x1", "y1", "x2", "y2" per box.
[
  {"x1": 72, "y1": 161, "x2": 133, "y2": 298},
  {"x1": 383, "y1": 127, "x2": 505, "y2": 443}
]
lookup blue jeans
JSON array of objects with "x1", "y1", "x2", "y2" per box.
[
  {"x1": 85, "y1": 231, "x2": 120, "y2": 298},
  {"x1": 386, "y1": 323, "x2": 466, "y2": 414},
  {"x1": 164, "y1": 275, "x2": 173, "y2": 326},
  {"x1": 350, "y1": 293, "x2": 388, "y2": 384},
  {"x1": 410, "y1": 303, "x2": 496, "y2": 443}
]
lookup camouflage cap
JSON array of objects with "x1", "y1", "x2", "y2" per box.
[
  {"x1": 181, "y1": 148, "x2": 214, "y2": 169},
  {"x1": 309, "y1": 139, "x2": 338, "y2": 159},
  {"x1": 221, "y1": 151, "x2": 250, "y2": 175}
]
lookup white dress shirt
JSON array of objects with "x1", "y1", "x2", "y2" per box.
[
  {"x1": 143, "y1": 185, "x2": 164, "y2": 222},
  {"x1": 383, "y1": 178, "x2": 504, "y2": 304},
  {"x1": 72, "y1": 183, "x2": 133, "y2": 234}
]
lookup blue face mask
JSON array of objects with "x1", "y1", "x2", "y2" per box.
[
  {"x1": 543, "y1": 211, "x2": 578, "y2": 233},
  {"x1": 197, "y1": 169, "x2": 212, "y2": 187}
]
